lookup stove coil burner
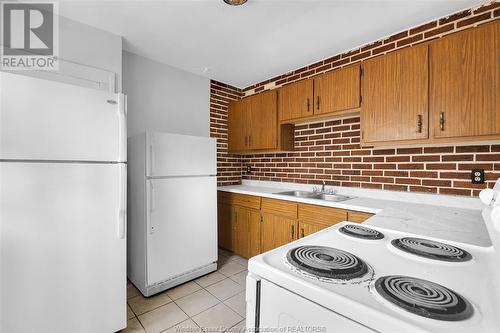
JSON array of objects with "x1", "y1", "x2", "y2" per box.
[
  {"x1": 286, "y1": 246, "x2": 368, "y2": 280},
  {"x1": 392, "y1": 237, "x2": 472, "y2": 262},
  {"x1": 375, "y1": 275, "x2": 473, "y2": 321},
  {"x1": 339, "y1": 224, "x2": 384, "y2": 240}
]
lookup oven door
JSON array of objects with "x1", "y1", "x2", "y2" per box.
[{"x1": 248, "y1": 277, "x2": 376, "y2": 333}]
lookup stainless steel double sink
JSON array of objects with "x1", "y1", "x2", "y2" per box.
[{"x1": 274, "y1": 190, "x2": 354, "y2": 202}]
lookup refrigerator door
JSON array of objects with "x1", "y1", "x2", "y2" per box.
[
  {"x1": 146, "y1": 176, "x2": 217, "y2": 286},
  {"x1": 0, "y1": 72, "x2": 126, "y2": 162},
  {"x1": 146, "y1": 132, "x2": 216, "y2": 177},
  {"x1": 0, "y1": 162, "x2": 127, "y2": 333}
]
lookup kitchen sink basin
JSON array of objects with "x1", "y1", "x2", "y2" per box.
[
  {"x1": 314, "y1": 193, "x2": 354, "y2": 202},
  {"x1": 274, "y1": 191, "x2": 354, "y2": 202},
  {"x1": 274, "y1": 190, "x2": 321, "y2": 198}
]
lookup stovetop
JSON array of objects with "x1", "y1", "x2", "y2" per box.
[{"x1": 249, "y1": 222, "x2": 500, "y2": 333}]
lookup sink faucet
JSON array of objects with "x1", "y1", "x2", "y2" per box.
[{"x1": 321, "y1": 181, "x2": 326, "y2": 192}]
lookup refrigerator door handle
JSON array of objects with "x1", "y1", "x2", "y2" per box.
[
  {"x1": 149, "y1": 181, "x2": 156, "y2": 234},
  {"x1": 149, "y1": 133, "x2": 155, "y2": 176},
  {"x1": 150, "y1": 182, "x2": 155, "y2": 212},
  {"x1": 117, "y1": 164, "x2": 127, "y2": 239},
  {"x1": 117, "y1": 94, "x2": 127, "y2": 162}
]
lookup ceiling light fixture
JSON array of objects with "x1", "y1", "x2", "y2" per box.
[{"x1": 223, "y1": 0, "x2": 247, "y2": 6}]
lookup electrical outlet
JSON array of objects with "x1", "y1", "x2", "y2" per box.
[
  {"x1": 471, "y1": 169, "x2": 485, "y2": 184},
  {"x1": 246, "y1": 165, "x2": 252, "y2": 174}
]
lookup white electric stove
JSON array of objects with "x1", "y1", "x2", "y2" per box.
[{"x1": 246, "y1": 193, "x2": 500, "y2": 332}]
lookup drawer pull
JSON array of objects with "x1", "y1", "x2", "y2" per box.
[
  {"x1": 300, "y1": 228, "x2": 305, "y2": 238},
  {"x1": 439, "y1": 112, "x2": 445, "y2": 131},
  {"x1": 291, "y1": 225, "x2": 295, "y2": 239}
]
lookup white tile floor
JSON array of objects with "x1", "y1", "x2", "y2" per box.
[{"x1": 122, "y1": 249, "x2": 247, "y2": 333}]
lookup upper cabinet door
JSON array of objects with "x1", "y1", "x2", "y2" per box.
[
  {"x1": 430, "y1": 21, "x2": 500, "y2": 139},
  {"x1": 361, "y1": 44, "x2": 429, "y2": 144},
  {"x1": 314, "y1": 65, "x2": 361, "y2": 115},
  {"x1": 248, "y1": 90, "x2": 278, "y2": 150},
  {"x1": 228, "y1": 98, "x2": 247, "y2": 151},
  {"x1": 278, "y1": 79, "x2": 314, "y2": 121}
]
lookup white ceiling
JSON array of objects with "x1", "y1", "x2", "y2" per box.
[{"x1": 59, "y1": 0, "x2": 486, "y2": 88}]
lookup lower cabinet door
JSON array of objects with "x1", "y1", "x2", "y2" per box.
[
  {"x1": 262, "y1": 213, "x2": 297, "y2": 252},
  {"x1": 298, "y1": 221, "x2": 326, "y2": 238},
  {"x1": 217, "y1": 203, "x2": 234, "y2": 251},
  {"x1": 233, "y1": 206, "x2": 250, "y2": 258},
  {"x1": 248, "y1": 209, "x2": 262, "y2": 258}
]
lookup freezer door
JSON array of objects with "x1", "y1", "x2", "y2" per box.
[
  {"x1": 0, "y1": 162, "x2": 127, "y2": 333},
  {"x1": 146, "y1": 132, "x2": 216, "y2": 177},
  {"x1": 146, "y1": 176, "x2": 217, "y2": 286},
  {"x1": 0, "y1": 72, "x2": 126, "y2": 162}
]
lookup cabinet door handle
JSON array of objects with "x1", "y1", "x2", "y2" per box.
[
  {"x1": 291, "y1": 225, "x2": 295, "y2": 239},
  {"x1": 306, "y1": 98, "x2": 310, "y2": 112},
  {"x1": 316, "y1": 96, "x2": 320, "y2": 110},
  {"x1": 300, "y1": 228, "x2": 305, "y2": 238},
  {"x1": 439, "y1": 112, "x2": 445, "y2": 131},
  {"x1": 416, "y1": 114, "x2": 422, "y2": 133}
]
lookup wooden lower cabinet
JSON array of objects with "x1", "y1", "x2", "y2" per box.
[
  {"x1": 261, "y1": 213, "x2": 297, "y2": 252},
  {"x1": 348, "y1": 210, "x2": 374, "y2": 223},
  {"x1": 261, "y1": 198, "x2": 298, "y2": 252},
  {"x1": 217, "y1": 192, "x2": 375, "y2": 256},
  {"x1": 232, "y1": 206, "x2": 262, "y2": 259},
  {"x1": 217, "y1": 203, "x2": 234, "y2": 251},
  {"x1": 298, "y1": 221, "x2": 324, "y2": 238},
  {"x1": 247, "y1": 209, "x2": 262, "y2": 258},
  {"x1": 218, "y1": 192, "x2": 261, "y2": 259},
  {"x1": 297, "y1": 204, "x2": 348, "y2": 239}
]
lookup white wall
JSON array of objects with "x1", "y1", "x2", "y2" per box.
[
  {"x1": 59, "y1": 16, "x2": 123, "y2": 92},
  {"x1": 123, "y1": 51, "x2": 210, "y2": 138},
  {"x1": 1, "y1": 13, "x2": 122, "y2": 92}
]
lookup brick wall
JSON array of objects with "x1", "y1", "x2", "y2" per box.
[
  {"x1": 209, "y1": 80, "x2": 243, "y2": 185},
  {"x1": 241, "y1": 116, "x2": 500, "y2": 196},
  {"x1": 210, "y1": 1, "x2": 500, "y2": 195}
]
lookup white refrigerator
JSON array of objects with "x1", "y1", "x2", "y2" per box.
[
  {"x1": 128, "y1": 132, "x2": 217, "y2": 296},
  {"x1": 0, "y1": 72, "x2": 127, "y2": 332}
]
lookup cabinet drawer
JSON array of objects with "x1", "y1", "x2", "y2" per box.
[
  {"x1": 261, "y1": 198, "x2": 297, "y2": 219},
  {"x1": 347, "y1": 211, "x2": 374, "y2": 223},
  {"x1": 217, "y1": 192, "x2": 261, "y2": 210},
  {"x1": 298, "y1": 204, "x2": 347, "y2": 227}
]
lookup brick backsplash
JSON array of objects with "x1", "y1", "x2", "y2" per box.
[
  {"x1": 241, "y1": 116, "x2": 500, "y2": 197},
  {"x1": 209, "y1": 1, "x2": 500, "y2": 195},
  {"x1": 209, "y1": 80, "x2": 243, "y2": 185}
]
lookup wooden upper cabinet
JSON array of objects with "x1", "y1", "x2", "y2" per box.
[
  {"x1": 249, "y1": 90, "x2": 278, "y2": 150},
  {"x1": 228, "y1": 90, "x2": 293, "y2": 153},
  {"x1": 314, "y1": 65, "x2": 361, "y2": 115},
  {"x1": 361, "y1": 44, "x2": 429, "y2": 144},
  {"x1": 279, "y1": 79, "x2": 314, "y2": 121},
  {"x1": 430, "y1": 21, "x2": 500, "y2": 139},
  {"x1": 228, "y1": 98, "x2": 248, "y2": 151}
]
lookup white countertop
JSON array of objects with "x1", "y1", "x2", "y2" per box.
[{"x1": 218, "y1": 180, "x2": 491, "y2": 247}]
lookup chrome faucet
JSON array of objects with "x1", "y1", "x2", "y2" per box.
[{"x1": 321, "y1": 181, "x2": 326, "y2": 192}]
